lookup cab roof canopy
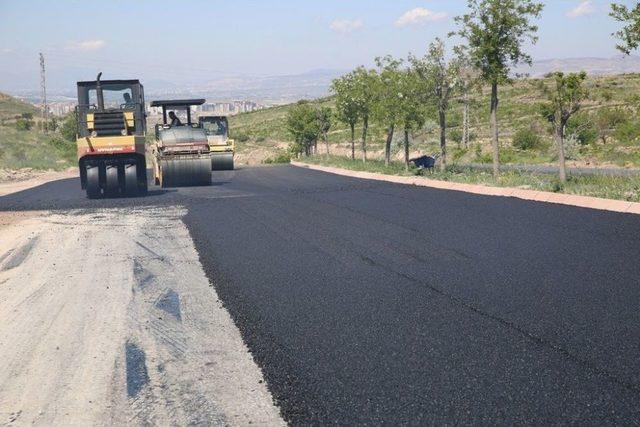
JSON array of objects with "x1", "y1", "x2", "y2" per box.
[
  {"x1": 77, "y1": 79, "x2": 141, "y2": 88},
  {"x1": 150, "y1": 99, "x2": 206, "y2": 108}
]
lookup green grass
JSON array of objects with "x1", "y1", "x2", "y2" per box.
[
  {"x1": 0, "y1": 92, "x2": 76, "y2": 171},
  {"x1": 231, "y1": 73, "x2": 640, "y2": 168},
  {"x1": 300, "y1": 155, "x2": 640, "y2": 202}
]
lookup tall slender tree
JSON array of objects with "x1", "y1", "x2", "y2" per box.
[
  {"x1": 410, "y1": 38, "x2": 458, "y2": 171},
  {"x1": 454, "y1": 46, "x2": 481, "y2": 149},
  {"x1": 317, "y1": 107, "x2": 332, "y2": 156},
  {"x1": 453, "y1": 0, "x2": 544, "y2": 177},
  {"x1": 541, "y1": 71, "x2": 588, "y2": 183},
  {"x1": 352, "y1": 67, "x2": 378, "y2": 163},
  {"x1": 331, "y1": 72, "x2": 360, "y2": 160},
  {"x1": 398, "y1": 70, "x2": 426, "y2": 171},
  {"x1": 373, "y1": 55, "x2": 405, "y2": 166}
]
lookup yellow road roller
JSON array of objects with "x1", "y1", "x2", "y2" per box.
[
  {"x1": 75, "y1": 73, "x2": 148, "y2": 198},
  {"x1": 151, "y1": 99, "x2": 212, "y2": 187},
  {"x1": 199, "y1": 116, "x2": 235, "y2": 170}
]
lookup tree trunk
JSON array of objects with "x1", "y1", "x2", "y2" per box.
[
  {"x1": 350, "y1": 124, "x2": 355, "y2": 160},
  {"x1": 384, "y1": 124, "x2": 394, "y2": 166},
  {"x1": 404, "y1": 129, "x2": 410, "y2": 171},
  {"x1": 462, "y1": 92, "x2": 470, "y2": 149},
  {"x1": 556, "y1": 122, "x2": 567, "y2": 183},
  {"x1": 324, "y1": 131, "x2": 329, "y2": 156},
  {"x1": 439, "y1": 109, "x2": 447, "y2": 172},
  {"x1": 490, "y1": 82, "x2": 500, "y2": 178},
  {"x1": 361, "y1": 116, "x2": 368, "y2": 163}
]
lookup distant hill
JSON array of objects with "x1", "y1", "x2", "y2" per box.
[
  {"x1": 0, "y1": 92, "x2": 39, "y2": 118},
  {"x1": 517, "y1": 55, "x2": 640, "y2": 77}
]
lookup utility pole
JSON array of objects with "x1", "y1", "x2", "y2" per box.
[{"x1": 39, "y1": 52, "x2": 48, "y2": 133}]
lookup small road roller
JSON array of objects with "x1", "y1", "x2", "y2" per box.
[
  {"x1": 75, "y1": 73, "x2": 148, "y2": 198},
  {"x1": 199, "y1": 116, "x2": 235, "y2": 170},
  {"x1": 151, "y1": 99, "x2": 212, "y2": 188}
]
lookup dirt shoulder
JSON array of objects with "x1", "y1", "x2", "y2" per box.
[{"x1": 0, "y1": 208, "x2": 283, "y2": 425}]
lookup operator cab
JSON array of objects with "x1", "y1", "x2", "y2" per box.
[{"x1": 76, "y1": 76, "x2": 145, "y2": 138}]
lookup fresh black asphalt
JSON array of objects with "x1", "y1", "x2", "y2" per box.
[{"x1": 2, "y1": 165, "x2": 640, "y2": 424}]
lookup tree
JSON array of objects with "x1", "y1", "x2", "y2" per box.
[
  {"x1": 398, "y1": 70, "x2": 426, "y2": 171},
  {"x1": 332, "y1": 72, "x2": 360, "y2": 160},
  {"x1": 60, "y1": 112, "x2": 78, "y2": 142},
  {"x1": 611, "y1": 3, "x2": 640, "y2": 54},
  {"x1": 351, "y1": 67, "x2": 378, "y2": 162},
  {"x1": 286, "y1": 101, "x2": 321, "y2": 156},
  {"x1": 410, "y1": 38, "x2": 458, "y2": 171},
  {"x1": 454, "y1": 46, "x2": 482, "y2": 149},
  {"x1": 541, "y1": 71, "x2": 588, "y2": 183},
  {"x1": 316, "y1": 107, "x2": 332, "y2": 155},
  {"x1": 453, "y1": 0, "x2": 544, "y2": 177},
  {"x1": 373, "y1": 55, "x2": 405, "y2": 166}
]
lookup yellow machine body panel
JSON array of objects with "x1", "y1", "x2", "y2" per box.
[{"x1": 76, "y1": 135, "x2": 146, "y2": 158}]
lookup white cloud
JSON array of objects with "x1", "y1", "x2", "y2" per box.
[
  {"x1": 329, "y1": 19, "x2": 363, "y2": 34},
  {"x1": 566, "y1": 1, "x2": 596, "y2": 18},
  {"x1": 395, "y1": 7, "x2": 448, "y2": 27},
  {"x1": 0, "y1": 48, "x2": 13, "y2": 54},
  {"x1": 65, "y1": 40, "x2": 106, "y2": 51}
]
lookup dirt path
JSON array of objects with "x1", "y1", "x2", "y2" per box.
[{"x1": 0, "y1": 208, "x2": 283, "y2": 426}]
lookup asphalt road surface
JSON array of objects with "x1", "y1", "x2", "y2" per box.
[{"x1": 2, "y1": 165, "x2": 640, "y2": 424}]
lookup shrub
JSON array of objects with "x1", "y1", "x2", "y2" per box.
[
  {"x1": 566, "y1": 113, "x2": 598, "y2": 146},
  {"x1": 235, "y1": 133, "x2": 250, "y2": 143},
  {"x1": 15, "y1": 118, "x2": 33, "y2": 131},
  {"x1": 449, "y1": 129, "x2": 462, "y2": 145},
  {"x1": 264, "y1": 152, "x2": 291, "y2": 164},
  {"x1": 512, "y1": 128, "x2": 541, "y2": 150},
  {"x1": 613, "y1": 120, "x2": 640, "y2": 145}
]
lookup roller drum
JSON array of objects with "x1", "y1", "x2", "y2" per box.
[{"x1": 211, "y1": 153, "x2": 234, "y2": 171}]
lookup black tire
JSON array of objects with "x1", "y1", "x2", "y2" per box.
[
  {"x1": 86, "y1": 166, "x2": 101, "y2": 198},
  {"x1": 124, "y1": 164, "x2": 138, "y2": 196},
  {"x1": 105, "y1": 165, "x2": 119, "y2": 196}
]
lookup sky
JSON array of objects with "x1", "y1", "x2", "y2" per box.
[{"x1": 0, "y1": 0, "x2": 635, "y2": 92}]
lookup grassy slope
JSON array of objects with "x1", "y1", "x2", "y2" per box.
[
  {"x1": 229, "y1": 74, "x2": 640, "y2": 167},
  {"x1": 0, "y1": 93, "x2": 75, "y2": 170}
]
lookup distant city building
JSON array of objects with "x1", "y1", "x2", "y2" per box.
[{"x1": 48, "y1": 102, "x2": 76, "y2": 116}]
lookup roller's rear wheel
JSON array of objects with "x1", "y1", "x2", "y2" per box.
[
  {"x1": 105, "y1": 165, "x2": 120, "y2": 196},
  {"x1": 124, "y1": 164, "x2": 138, "y2": 196},
  {"x1": 86, "y1": 166, "x2": 101, "y2": 198}
]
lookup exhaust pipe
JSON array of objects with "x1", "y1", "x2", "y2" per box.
[{"x1": 96, "y1": 72, "x2": 104, "y2": 111}]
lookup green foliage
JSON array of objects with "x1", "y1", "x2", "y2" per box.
[
  {"x1": 565, "y1": 114, "x2": 598, "y2": 145},
  {"x1": 331, "y1": 71, "x2": 361, "y2": 131},
  {"x1": 512, "y1": 128, "x2": 541, "y2": 150},
  {"x1": 453, "y1": 0, "x2": 544, "y2": 84},
  {"x1": 449, "y1": 128, "x2": 463, "y2": 144},
  {"x1": 286, "y1": 100, "x2": 323, "y2": 155},
  {"x1": 610, "y1": 2, "x2": 640, "y2": 54},
  {"x1": 613, "y1": 120, "x2": 640, "y2": 145},
  {"x1": 596, "y1": 107, "x2": 629, "y2": 142},
  {"x1": 15, "y1": 118, "x2": 33, "y2": 131},
  {"x1": 263, "y1": 152, "x2": 291, "y2": 164},
  {"x1": 60, "y1": 112, "x2": 77, "y2": 142}
]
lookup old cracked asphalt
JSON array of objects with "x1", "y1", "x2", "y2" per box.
[{"x1": 2, "y1": 165, "x2": 640, "y2": 424}]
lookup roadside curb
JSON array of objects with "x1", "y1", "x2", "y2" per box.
[{"x1": 291, "y1": 161, "x2": 640, "y2": 216}]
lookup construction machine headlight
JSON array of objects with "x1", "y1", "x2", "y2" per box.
[
  {"x1": 91, "y1": 130, "x2": 97, "y2": 137},
  {"x1": 121, "y1": 129, "x2": 128, "y2": 136}
]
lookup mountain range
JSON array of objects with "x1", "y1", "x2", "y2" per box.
[{"x1": 6, "y1": 56, "x2": 640, "y2": 104}]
